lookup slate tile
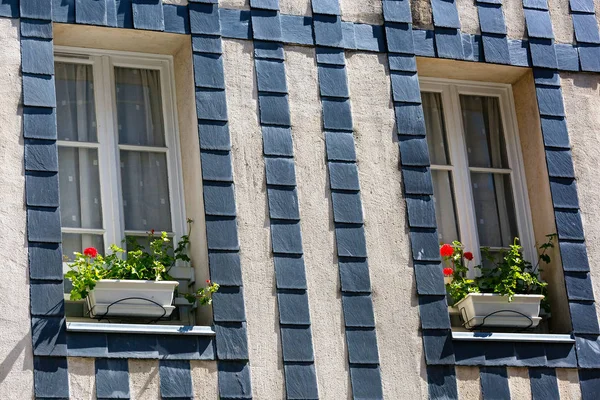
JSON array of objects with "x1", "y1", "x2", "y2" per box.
[
  {"x1": 199, "y1": 120, "x2": 230, "y2": 151},
  {"x1": 262, "y1": 126, "x2": 293, "y2": 156},
  {"x1": 274, "y1": 255, "x2": 307, "y2": 289},
  {"x1": 318, "y1": 65, "x2": 349, "y2": 98},
  {"x1": 413, "y1": 29, "x2": 436, "y2": 57},
  {"x1": 427, "y1": 365, "x2": 458, "y2": 399},
  {"x1": 200, "y1": 150, "x2": 233, "y2": 182},
  {"x1": 570, "y1": 301, "x2": 600, "y2": 334},
  {"x1": 250, "y1": 0, "x2": 279, "y2": 11},
  {"x1": 95, "y1": 358, "x2": 130, "y2": 398},
  {"x1": 335, "y1": 224, "x2": 368, "y2": 258},
  {"x1": 203, "y1": 182, "x2": 236, "y2": 217},
  {"x1": 31, "y1": 316, "x2": 66, "y2": 356},
  {"x1": 549, "y1": 178, "x2": 579, "y2": 209},
  {"x1": 346, "y1": 328, "x2": 379, "y2": 364},
  {"x1": 332, "y1": 191, "x2": 363, "y2": 224},
  {"x1": 529, "y1": 38, "x2": 558, "y2": 69},
  {"x1": 540, "y1": 116, "x2": 570, "y2": 148},
  {"x1": 21, "y1": 19, "x2": 53, "y2": 39},
  {"x1": 559, "y1": 240, "x2": 590, "y2": 272},
  {"x1": 453, "y1": 340, "x2": 486, "y2": 365},
  {"x1": 280, "y1": 326, "x2": 314, "y2": 362},
  {"x1": 132, "y1": 0, "x2": 165, "y2": 31},
  {"x1": 75, "y1": 0, "x2": 107, "y2": 25},
  {"x1": 209, "y1": 251, "x2": 243, "y2": 286},
  {"x1": 197, "y1": 336, "x2": 216, "y2": 360},
  {"x1": 390, "y1": 71, "x2": 421, "y2": 102},
  {"x1": 414, "y1": 263, "x2": 446, "y2": 295},
  {"x1": 478, "y1": 3, "x2": 507, "y2": 34},
  {"x1": 23, "y1": 74, "x2": 56, "y2": 108},
  {"x1": 157, "y1": 335, "x2": 203, "y2": 360},
  {"x1": 106, "y1": 0, "x2": 118, "y2": 25},
  {"x1": 349, "y1": 365, "x2": 383, "y2": 399},
  {"x1": 21, "y1": 38, "x2": 54, "y2": 76},
  {"x1": 524, "y1": 9, "x2": 554, "y2": 39},
  {"x1": 26, "y1": 171, "x2": 59, "y2": 207},
  {"x1": 256, "y1": 59, "x2": 288, "y2": 93},
  {"x1": 34, "y1": 356, "x2": 69, "y2": 398},
  {"x1": 545, "y1": 148, "x2": 575, "y2": 178},
  {"x1": 418, "y1": 295, "x2": 451, "y2": 330},
  {"x1": 575, "y1": 335, "x2": 600, "y2": 368},
  {"x1": 579, "y1": 369, "x2": 600, "y2": 400},
  {"x1": 406, "y1": 195, "x2": 437, "y2": 228},
  {"x1": 214, "y1": 322, "x2": 248, "y2": 360},
  {"x1": 536, "y1": 86, "x2": 565, "y2": 117},
  {"x1": 578, "y1": 43, "x2": 600, "y2": 72},
  {"x1": 322, "y1": 98, "x2": 353, "y2": 131},
  {"x1": 193, "y1": 53, "x2": 225, "y2": 89},
  {"x1": 482, "y1": 33, "x2": 510, "y2": 65},
  {"x1": 311, "y1": 0, "x2": 340, "y2": 15},
  {"x1": 435, "y1": 28, "x2": 464, "y2": 59},
  {"x1": 265, "y1": 157, "x2": 296, "y2": 186},
  {"x1": 354, "y1": 23, "x2": 386, "y2": 52},
  {"x1": 572, "y1": 13, "x2": 600, "y2": 44},
  {"x1": 205, "y1": 216, "x2": 239, "y2": 250},
  {"x1": 258, "y1": 93, "x2": 291, "y2": 126},
  {"x1": 383, "y1": 0, "x2": 412, "y2": 23},
  {"x1": 410, "y1": 229, "x2": 442, "y2": 262},
  {"x1": 27, "y1": 207, "x2": 61, "y2": 243},
  {"x1": 159, "y1": 360, "x2": 193, "y2": 398},
  {"x1": 313, "y1": 14, "x2": 344, "y2": 47},
  {"x1": 251, "y1": 9, "x2": 282, "y2": 42},
  {"x1": 190, "y1": 0, "x2": 218, "y2": 3},
  {"x1": 328, "y1": 162, "x2": 359, "y2": 191},
  {"x1": 212, "y1": 286, "x2": 246, "y2": 322},
  {"x1": 422, "y1": 329, "x2": 455, "y2": 364},
  {"x1": 219, "y1": 8, "x2": 251, "y2": 39},
  {"x1": 342, "y1": 294, "x2": 375, "y2": 327},
  {"x1": 29, "y1": 243, "x2": 62, "y2": 281},
  {"x1": 399, "y1": 135, "x2": 431, "y2": 166},
  {"x1": 523, "y1": 0, "x2": 548, "y2": 8},
  {"x1": 107, "y1": 333, "x2": 159, "y2": 358},
  {"x1": 570, "y1": 0, "x2": 595, "y2": 12},
  {"x1": 533, "y1": 68, "x2": 560, "y2": 86},
  {"x1": 218, "y1": 361, "x2": 252, "y2": 398},
  {"x1": 402, "y1": 167, "x2": 434, "y2": 195},
  {"x1": 0, "y1": 0, "x2": 18, "y2": 18},
  {"x1": 25, "y1": 140, "x2": 58, "y2": 173},
  {"x1": 555, "y1": 43, "x2": 580, "y2": 71},
  {"x1": 485, "y1": 341, "x2": 516, "y2": 366},
  {"x1": 508, "y1": 39, "x2": 531, "y2": 67},
  {"x1": 339, "y1": 258, "x2": 371, "y2": 293},
  {"x1": 254, "y1": 40, "x2": 285, "y2": 60},
  {"x1": 271, "y1": 221, "x2": 303, "y2": 254},
  {"x1": 21, "y1": 0, "x2": 52, "y2": 20},
  {"x1": 514, "y1": 342, "x2": 546, "y2": 367},
  {"x1": 284, "y1": 364, "x2": 319, "y2": 400},
  {"x1": 480, "y1": 366, "x2": 510, "y2": 399},
  {"x1": 281, "y1": 14, "x2": 314, "y2": 45},
  {"x1": 325, "y1": 131, "x2": 356, "y2": 162},
  {"x1": 196, "y1": 88, "x2": 228, "y2": 121},
  {"x1": 385, "y1": 22, "x2": 415, "y2": 54},
  {"x1": 395, "y1": 102, "x2": 427, "y2": 135},
  {"x1": 341, "y1": 21, "x2": 357, "y2": 49},
  {"x1": 115, "y1": 0, "x2": 134, "y2": 28},
  {"x1": 192, "y1": 34, "x2": 222, "y2": 54},
  {"x1": 67, "y1": 332, "x2": 108, "y2": 357},
  {"x1": 163, "y1": 4, "x2": 190, "y2": 34},
  {"x1": 278, "y1": 290, "x2": 311, "y2": 325},
  {"x1": 555, "y1": 209, "x2": 584, "y2": 240},
  {"x1": 565, "y1": 272, "x2": 595, "y2": 301},
  {"x1": 316, "y1": 46, "x2": 346, "y2": 65},
  {"x1": 389, "y1": 53, "x2": 417, "y2": 72},
  {"x1": 268, "y1": 187, "x2": 300, "y2": 220},
  {"x1": 189, "y1": 3, "x2": 220, "y2": 35},
  {"x1": 462, "y1": 33, "x2": 476, "y2": 61},
  {"x1": 431, "y1": 0, "x2": 461, "y2": 29}
]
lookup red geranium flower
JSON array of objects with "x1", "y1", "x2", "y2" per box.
[
  {"x1": 443, "y1": 267, "x2": 454, "y2": 276},
  {"x1": 83, "y1": 247, "x2": 98, "y2": 258},
  {"x1": 440, "y1": 244, "x2": 454, "y2": 258},
  {"x1": 206, "y1": 279, "x2": 211, "y2": 284},
  {"x1": 464, "y1": 252, "x2": 474, "y2": 261}
]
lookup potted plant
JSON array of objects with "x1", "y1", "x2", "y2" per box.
[
  {"x1": 442, "y1": 235, "x2": 555, "y2": 330},
  {"x1": 66, "y1": 227, "x2": 219, "y2": 319}
]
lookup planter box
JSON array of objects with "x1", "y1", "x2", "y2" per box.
[
  {"x1": 455, "y1": 293, "x2": 544, "y2": 329},
  {"x1": 86, "y1": 279, "x2": 179, "y2": 318}
]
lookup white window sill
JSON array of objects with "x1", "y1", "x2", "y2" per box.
[
  {"x1": 66, "y1": 321, "x2": 215, "y2": 336},
  {"x1": 452, "y1": 331, "x2": 574, "y2": 343}
]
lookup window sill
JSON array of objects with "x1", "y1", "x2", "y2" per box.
[
  {"x1": 452, "y1": 331, "x2": 574, "y2": 343},
  {"x1": 66, "y1": 321, "x2": 215, "y2": 336}
]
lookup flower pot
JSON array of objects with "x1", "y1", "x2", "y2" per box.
[
  {"x1": 454, "y1": 293, "x2": 544, "y2": 329},
  {"x1": 86, "y1": 279, "x2": 179, "y2": 318}
]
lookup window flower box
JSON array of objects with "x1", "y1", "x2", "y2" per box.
[
  {"x1": 455, "y1": 293, "x2": 544, "y2": 330},
  {"x1": 87, "y1": 279, "x2": 179, "y2": 318}
]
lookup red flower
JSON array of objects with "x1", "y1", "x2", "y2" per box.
[
  {"x1": 440, "y1": 244, "x2": 454, "y2": 258},
  {"x1": 443, "y1": 267, "x2": 454, "y2": 276},
  {"x1": 83, "y1": 247, "x2": 98, "y2": 258},
  {"x1": 206, "y1": 280, "x2": 210, "y2": 284},
  {"x1": 464, "y1": 252, "x2": 474, "y2": 261},
  {"x1": 150, "y1": 229, "x2": 155, "y2": 235}
]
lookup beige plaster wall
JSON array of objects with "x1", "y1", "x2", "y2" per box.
[
  {"x1": 456, "y1": 0, "x2": 480, "y2": 35},
  {"x1": 0, "y1": 17, "x2": 33, "y2": 400},
  {"x1": 557, "y1": 368, "x2": 582, "y2": 399},
  {"x1": 129, "y1": 360, "x2": 161, "y2": 400},
  {"x1": 340, "y1": 0, "x2": 383, "y2": 25},
  {"x1": 190, "y1": 361, "x2": 219, "y2": 399},
  {"x1": 456, "y1": 366, "x2": 481, "y2": 399},
  {"x1": 68, "y1": 358, "x2": 96, "y2": 400}
]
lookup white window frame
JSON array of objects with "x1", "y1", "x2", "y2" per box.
[
  {"x1": 55, "y1": 46, "x2": 186, "y2": 262},
  {"x1": 419, "y1": 78, "x2": 536, "y2": 269}
]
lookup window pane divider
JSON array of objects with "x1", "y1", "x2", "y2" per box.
[
  {"x1": 118, "y1": 144, "x2": 169, "y2": 153},
  {"x1": 430, "y1": 164, "x2": 454, "y2": 171},
  {"x1": 57, "y1": 140, "x2": 100, "y2": 148},
  {"x1": 469, "y1": 167, "x2": 512, "y2": 174},
  {"x1": 61, "y1": 227, "x2": 106, "y2": 235}
]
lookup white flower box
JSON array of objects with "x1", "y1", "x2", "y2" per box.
[
  {"x1": 455, "y1": 293, "x2": 544, "y2": 329},
  {"x1": 86, "y1": 279, "x2": 179, "y2": 318}
]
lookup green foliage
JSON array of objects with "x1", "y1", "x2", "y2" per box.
[
  {"x1": 443, "y1": 234, "x2": 556, "y2": 313},
  {"x1": 185, "y1": 281, "x2": 220, "y2": 306}
]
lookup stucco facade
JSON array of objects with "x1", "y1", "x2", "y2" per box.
[{"x1": 1, "y1": 0, "x2": 600, "y2": 398}]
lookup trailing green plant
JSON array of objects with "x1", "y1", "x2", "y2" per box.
[
  {"x1": 185, "y1": 280, "x2": 220, "y2": 306},
  {"x1": 441, "y1": 234, "x2": 556, "y2": 313}
]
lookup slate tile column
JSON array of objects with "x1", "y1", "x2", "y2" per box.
[
  {"x1": 20, "y1": 1, "x2": 71, "y2": 397},
  {"x1": 568, "y1": 0, "x2": 600, "y2": 71},
  {"x1": 250, "y1": 2, "x2": 319, "y2": 399},
  {"x1": 429, "y1": 0, "x2": 465, "y2": 60},
  {"x1": 476, "y1": 0, "x2": 511, "y2": 65},
  {"x1": 189, "y1": 3, "x2": 252, "y2": 399}
]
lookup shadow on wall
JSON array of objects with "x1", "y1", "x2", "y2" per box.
[{"x1": 0, "y1": 333, "x2": 33, "y2": 384}]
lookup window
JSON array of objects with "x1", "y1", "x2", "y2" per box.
[
  {"x1": 420, "y1": 79, "x2": 535, "y2": 266},
  {"x1": 54, "y1": 48, "x2": 185, "y2": 263}
]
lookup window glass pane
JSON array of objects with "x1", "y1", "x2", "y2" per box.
[
  {"x1": 120, "y1": 151, "x2": 172, "y2": 232},
  {"x1": 55, "y1": 62, "x2": 97, "y2": 142},
  {"x1": 432, "y1": 170, "x2": 460, "y2": 244},
  {"x1": 422, "y1": 92, "x2": 450, "y2": 165},
  {"x1": 115, "y1": 67, "x2": 166, "y2": 147},
  {"x1": 58, "y1": 147, "x2": 103, "y2": 229},
  {"x1": 460, "y1": 95, "x2": 509, "y2": 169},
  {"x1": 62, "y1": 233, "x2": 104, "y2": 262},
  {"x1": 470, "y1": 172, "x2": 518, "y2": 248}
]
